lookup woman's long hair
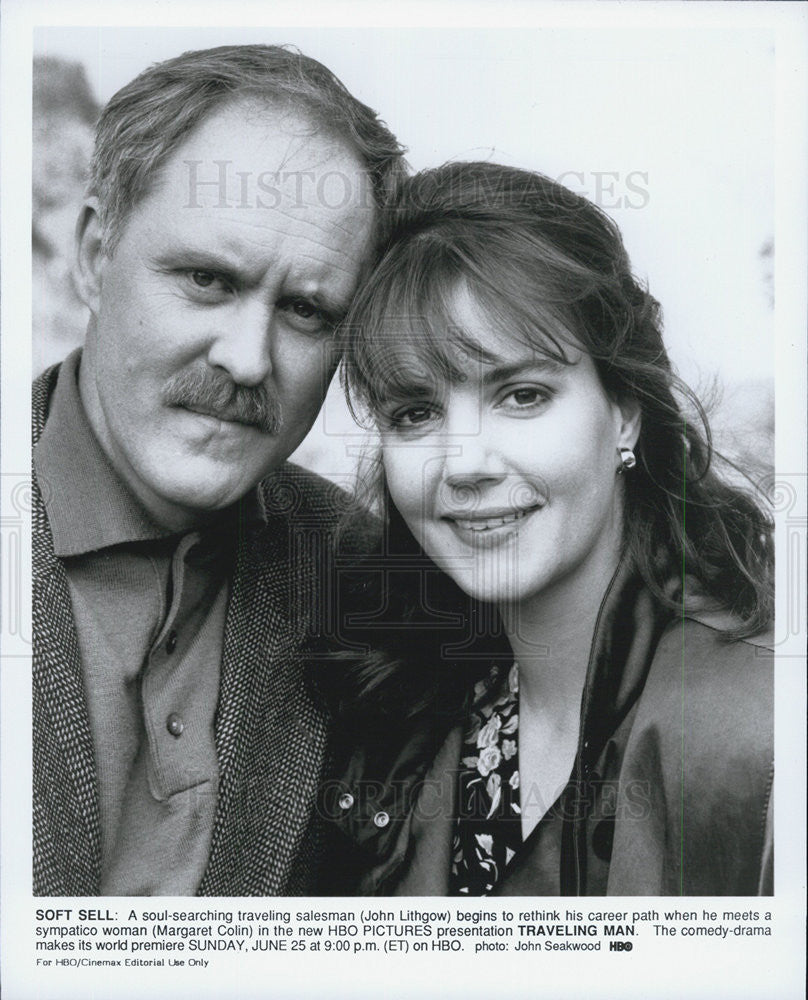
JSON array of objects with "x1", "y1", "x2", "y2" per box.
[{"x1": 321, "y1": 161, "x2": 773, "y2": 729}]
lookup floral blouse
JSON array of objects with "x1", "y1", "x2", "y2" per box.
[{"x1": 449, "y1": 663, "x2": 521, "y2": 895}]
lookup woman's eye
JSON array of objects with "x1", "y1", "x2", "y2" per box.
[
  {"x1": 389, "y1": 404, "x2": 437, "y2": 429},
  {"x1": 513, "y1": 388, "x2": 541, "y2": 405},
  {"x1": 404, "y1": 407, "x2": 433, "y2": 424},
  {"x1": 500, "y1": 386, "x2": 550, "y2": 410}
]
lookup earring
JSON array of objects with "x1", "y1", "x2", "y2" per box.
[{"x1": 616, "y1": 446, "x2": 636, "y2": 475}]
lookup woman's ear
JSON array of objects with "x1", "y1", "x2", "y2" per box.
[
  {"x1": 616, "y1": 394, "x2": 642, "y2": 451},
  {"x1": 74, "y1": 198, "x2": 104, "y2": 315}
]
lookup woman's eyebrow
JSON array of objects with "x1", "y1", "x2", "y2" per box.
[
  {"x1": 376, "y1": 379, "x2": 437, "y2": 403},
  {"x1": 481, "y1": 358, "x2": 568, "y2": 385}
]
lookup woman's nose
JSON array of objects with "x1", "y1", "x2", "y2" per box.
[{"x1": 440, "y1": 410, "x2": 506, "y2": 489}]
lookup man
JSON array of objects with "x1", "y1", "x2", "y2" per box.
[{"x1": 32, "y1": 44, "x2": 405, "y2": 895}]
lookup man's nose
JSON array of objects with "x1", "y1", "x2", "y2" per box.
[{"x1": 205, "y1": 299, "x2": 274, "y2": 387}]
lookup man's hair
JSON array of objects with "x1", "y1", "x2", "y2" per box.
[{"x1": 89, "y1": 44, "x2": 407, "y2": 253}]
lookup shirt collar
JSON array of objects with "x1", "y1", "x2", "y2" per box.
[{"x1": 34, "y1": 349, "x2": 264, "y2": 557}]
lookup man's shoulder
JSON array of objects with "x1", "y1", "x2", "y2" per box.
[{"x1": 257, "y1": 462, "x2": 380, "y2": 552}]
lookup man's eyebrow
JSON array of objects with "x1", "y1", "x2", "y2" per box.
[
  {"x1": 153, "y1": 247, "x2": 242, "y2": 274},
  {"x1": 481, "y1": 357, "x2": 569, "y2": 385},
  {"x1": 151, "y1": 248, "x2": 349, "y2": 316}
]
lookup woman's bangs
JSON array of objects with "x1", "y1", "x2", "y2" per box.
[
  {"x1": 458, "y1": 276, "x2": 581, "y2": 369},
  {"x1": 348, "y1": 244, "x2": 494, "y2": 414},
  {"x1": 455, "y1": 229, "x2": 590, "y2": 366},
  {"x1": 346, "y1": 227, "x2": 586, "y2": 420}
]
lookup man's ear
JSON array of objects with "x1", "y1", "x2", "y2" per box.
[
  {"x1": 74, "y1": 198, "x2": 105, "y2": 315},
  {"x1": 616, "y1": 394, "x2": 642, "y2": 451}
]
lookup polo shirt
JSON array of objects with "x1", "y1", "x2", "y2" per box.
[{"x1": 34, "y1": 349, "x2": 262, "y2": 894}]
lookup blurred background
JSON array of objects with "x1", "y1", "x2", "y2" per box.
[{"x1": 32, "y1": 27, "x2": 774, "y2": 488}]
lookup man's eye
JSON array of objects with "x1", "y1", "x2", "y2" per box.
[
  {"x1": 191, "y1": 270, "x2": 216, "y2": 288},
  {"x1": 183, "y1": 270, "x2": 233, "y2": 295},
  {"x1": 290, "y1": 300, "x2": 317, "y2": 319},
  {"x1": 277, "y1": 297, "x2": 333, "y2": 333}
]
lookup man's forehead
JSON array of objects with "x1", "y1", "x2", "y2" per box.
[{"x1": 152, "y1": 99, "x2": 372, "y2": 208}]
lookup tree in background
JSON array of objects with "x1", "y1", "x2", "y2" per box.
[{"x1": 33, "y1": 57, "x2": 98, "y2": 374}]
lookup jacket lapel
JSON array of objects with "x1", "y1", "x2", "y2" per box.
[
  {"x1": 388, "y1": 728, "x2": 461, "y2": 896},
  {"x1": 200, "y1": 491, "x2": 330, "y2": 895},
  {"x1": 32, "y1": 365, "x2": 101, "y2": 894}
]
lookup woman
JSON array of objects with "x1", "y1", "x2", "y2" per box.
[{"x1": 319, "y1": 162, "x2": 773, "y2": 896}]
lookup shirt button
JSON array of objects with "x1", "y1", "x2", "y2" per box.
[
  {"x1": 338, "y1": 793, "x2": 355, "y2": 811},
  {"x1": 373, "y1": 811, "x2": 390, "y2": 829},
  {"x1": 166, "y1": 631, "x2": 178, "y2": 655},
  {"x1": 166, "y1": 713, "x2": 184, "y2": 738}
]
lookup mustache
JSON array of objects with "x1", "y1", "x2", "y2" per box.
[{"x1": 162, "y1": 366, "x2": 282, "y2": 434}]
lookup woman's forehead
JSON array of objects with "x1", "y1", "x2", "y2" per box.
[
  {"x1": 373, "y1": 283, "x2": 582, "y2": 376},
  {"x1": 364, "y1": 325, "x2": 583, "y2": 410}
]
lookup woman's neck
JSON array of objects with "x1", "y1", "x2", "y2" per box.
[{"x1": 499, "y1": 542, "x2": 623, "y2": 728}]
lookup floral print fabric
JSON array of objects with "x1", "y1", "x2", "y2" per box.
[{"x1": 449, "y1": 663, "x2": 521, "y2": 895}]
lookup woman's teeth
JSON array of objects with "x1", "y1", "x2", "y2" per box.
[{"x1": 454, "y1": 509, "x2": 533, "y2": 531}]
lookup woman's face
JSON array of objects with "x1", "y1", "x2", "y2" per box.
[{"x1": 379, "y1": 285, "x2": 639, "y2": 611}]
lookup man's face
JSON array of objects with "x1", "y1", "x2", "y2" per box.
[{"x1": 78, "y1": 101, "x2": 375, "y2": 528}]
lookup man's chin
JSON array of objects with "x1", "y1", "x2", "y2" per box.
[
  {"x1": 162, "y1": 481, "x2": 258, "y2": 515},
  {"x1": 134, "y1": 466, "x2": 266, "y2": 529},
  {"x1": 124, "y1": 435, "x2": 289, "y2": 526}
]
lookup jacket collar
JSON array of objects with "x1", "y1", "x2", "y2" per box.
[
  {"x1": 33, "y1": 363, "x2": 103, "y2": 893},
  {"x1": 575, "y1": 559, "x2": 669, "y2": 769},
  {"x1": 328, "y1": 556, "x2": 674, "y2": 878}
]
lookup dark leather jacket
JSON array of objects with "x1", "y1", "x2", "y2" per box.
[{"x1": 324, "y1": 565, "x2": 773, "y2": 896}]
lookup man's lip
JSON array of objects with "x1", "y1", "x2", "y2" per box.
[{"x1": 178, "y1": 404, "x2": 253, "y2": 428}]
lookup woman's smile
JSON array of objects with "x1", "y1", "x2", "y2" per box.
[
  {"x1": 380, "y1": 284, "x2": 640, "y2": 610},
  {"x1": 442, "y1": 503, "x2": 542, "y2": 541}
]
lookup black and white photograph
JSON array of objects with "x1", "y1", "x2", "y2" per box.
[{"x1": 2, "y1": 1, "x2": 806, "y2": 998}]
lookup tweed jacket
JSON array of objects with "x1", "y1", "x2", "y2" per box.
[
  {"x1": 33, "y1": 361, "x2": 374, "y2": 896},
  {"x1": 327, "y1": 566, "x2": 774, "y2": 896}
]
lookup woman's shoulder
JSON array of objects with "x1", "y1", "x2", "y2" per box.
[
  {"x1": 637, "y1": 609, "x2": 773, "y2": 747},
  {"x1": 615, "y1": 605, "x2": 773, "y2": 897},
  {"x1": 654, "y1": 609, "x2": 774, "y2": 671}
]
